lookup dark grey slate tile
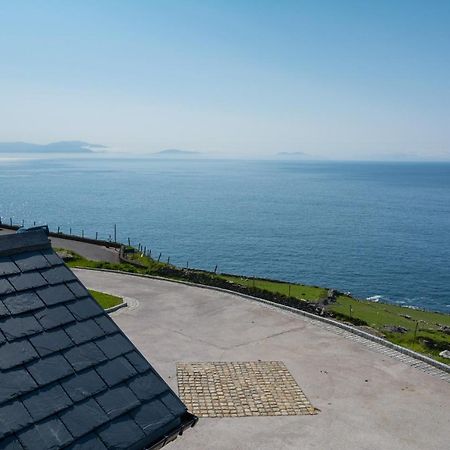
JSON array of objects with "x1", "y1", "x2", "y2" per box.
[
  {"x1": 0, "y1": 300, "x2": 9, "y2": 317},
  {"x1": 0, "y1": 368, "x2": 37, "y2": 404},
  {"x1": 97, "y1": 416, "x2": 146, "y2": 450},
  {"x1": 131, "y1": 399, "x2": 178, "y2": 439},
  {"x1": 0, "y1": 278, "x2": 15, "y2": 295},
  {"x1": 0, "y1": 401, "x2": 33, "y2": 439},
  {"x1": 66, "y1": 297, "x2": 104, "y2": 321},
  {"x1": 0, "y1": 329, "x2": 5, "y2": 345},
  {"x1": 94, "y1": 315, "x2": 119, "y2": 335},
  {"x1": 18, "y1": 417, "x2": 73, "y2": 450},
  {"x1": 160, "y1": 392, "x2": 187, "y2": 417},
  {"x1": 40, "y1": 266, "x2": 76, "y2": 285},
  {"x1": 11, "y1": 251, "x2": 50, "y2": 272},
  {"x1": 125, "y1": 351, "x2": 152, "y2": 374},
  {"x1": 23, "y1": 384, "x2": 72, "y2": 422},
  {"x1": 96, "y1": 385, "x2": 140, "y2": 419},
  {"x1": 0, "y1": 340, "x2": 38, "y2": 370},
  {"x1": 66, "y1": 433, "x2": 107, "y2": 450},
  {"x1": 66, "y1": 281, "x2": 89, "y2": 299},
  {"x1": 96, "y1": 357, "x2": 137, "y2": 387},
  {"x1": 0, "y1": 257, "x2": 20, "y2": 276},
  {"x1": 29, "y1": 329, "x2": 74, "y2": 357},
  {"x1": 62, "y1": 369, "x2": 107, "y2": 402},
  {"x1": 7, "y1": 272, "x2": 47, "y2": 292},
  {"x1": 64, "y1": 342, "x2": 107, "y2": 372},
  {"x1": 1, "y1": 434, "x2": 25, "y2": 449},
  {"x1": 35, "y1": 283, "x2": 75, "y2": 307},
  {"x1": 27, "y1": 354, "x2": 74, "y2": 386},
  {"x1": 95, "y1": 333, "x2": 134, "y2": 359},
  {"x1": 41, "y1": 248, "x2": 64, "y2": 266},
  {"x1": 0, "y1": 231, "x2": 49, "y2": 258},
  {"x1": 2, "y1": 291, "x2": 45, "y2": 315},
  {"x1": 35, "y1": 304, "x2": 75, "y2": 330},
  {"x1": 65, "y1": 319, "x2": 104, "y2": 345},
  {"x1": 1, "y1": 315, "x2": 42, "y2": 341},
  {"x1": 59, "y1": 399, "x2": 108, "y2": 438},
  {"x1": 128, "y1": 373, "x2": 168, "y2": 402}
]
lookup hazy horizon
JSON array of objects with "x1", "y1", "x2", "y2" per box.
[{"x1": 1, "y1": 1, "x2": 449, "y2": 161}]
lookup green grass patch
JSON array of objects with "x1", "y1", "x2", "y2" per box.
[
  {"x1": 89, "y1": 289, "x2": 123, "y2": 309},
  {"x1": 218, "y1": 275, "x2": 327, "y2": 302}
]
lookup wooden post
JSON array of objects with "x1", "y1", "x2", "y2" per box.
[
  {"x1": 413, "y1": 321, "x2": 419, "y2": 346},
  {"x1": 157, "y1": 253, "x2": 162, "y2": 262},
  {"x1": 114, "y1": 224, "x2": 117, "y2": 243},
  {"x1": 167, "y1": 256, "x2": 170, "y2": 264},
  {"x1": 82, "y1": 229, "x2": 84, "y2": 238},
  {"x1": 70, "y1": 227, "x2": 72, "y2": 235},
  {"x1": 10, "y1": 218, "x2": 12, "y2": 226},
  {"x1": 128, "y1": 237, "x2": 131, "y2": 246},
  {"x1": 214, "y1": 265, "x2": 218, "y2": 274},
  {"x1": 95, "y1": 232, "x2": 98, "y2": 240},
  {"x1": 33, "y1": 221, "x2": 36, "y2": 226},
  {"x1": 186, "y1": 261, "x2": 189, "y2": 269},
  {"x1": 57, "y1": 226, "x2": 60, "y2": 234},
  {"x1": 22, "y1": 220, "x2": 25, "y2": 227}
]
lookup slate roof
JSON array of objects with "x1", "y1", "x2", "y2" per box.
[{"x1": 0, "y1": 230, "x2": 196, "y2": 450}]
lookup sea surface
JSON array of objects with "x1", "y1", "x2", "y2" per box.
[{"x1": 1, "y1": 156, "x2": 449, "y2": 313}]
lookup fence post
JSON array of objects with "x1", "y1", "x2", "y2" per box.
[
  {"x1": 114, "y1": 224, "x2": 117, "y2": 243},
  {"x1": 95, "y1": 232, "x2": 98, "y2": 240},
  {"x1": 167, "y1": 256, "x2": 170, "y2": 264},
  {"x1": 128, "y1": 237, "x2": 131, "y2": 247},
  {"x1": 214, "y1": 265, "x2": 218, "y2": 274},
  {"x1": 10, "y1": 218, "x2": 12, "y2": 226},
  {"x1": 57, "y1": 226, "x2": 60, "y2": 234},
  {"x1": 82, "y1": 230, "x2": 84, "y2": 238},
  {"x1": 157, "y1": 253, "x2": 162, "y2": 262}
]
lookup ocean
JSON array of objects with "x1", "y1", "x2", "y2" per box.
[{"x1": 1, "y1": 155, "x2": 449, "y2": 313}]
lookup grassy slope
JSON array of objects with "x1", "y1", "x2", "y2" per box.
[
  {"x1": 64, "y1": 250, "x2": 450, "y2": 364},
  {"x1": 89, "y1": 289, "x2": 123, "y2": 309}
]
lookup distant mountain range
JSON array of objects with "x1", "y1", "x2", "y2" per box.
[
  {"x1": 0, "y1": 141, "x2": 106, "y2": 153},
  {"x1": 152, "y1": 149, "x2": 201, "y2": 157}
]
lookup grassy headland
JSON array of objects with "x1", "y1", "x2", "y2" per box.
[{"x1": 64, "y1": 249, "x2": 450, "y2": 364}]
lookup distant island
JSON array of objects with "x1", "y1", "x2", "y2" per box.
[
  {"x1": 0, "y1": 141, "x2": 106, "y2": 153},
  {"x1": 277, "y1": 151, "x2": 308, "y2": 157},
  {"x1": 152, "y1": 149, "x2": 201, "y2": 157}
]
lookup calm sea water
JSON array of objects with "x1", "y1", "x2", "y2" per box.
[{"x1": 1, "y1": 156, "x2": 449, "y2": 313}]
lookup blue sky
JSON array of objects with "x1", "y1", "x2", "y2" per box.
[{"x1": 0, "y1": 0, "x2": 449, "y2": 159}]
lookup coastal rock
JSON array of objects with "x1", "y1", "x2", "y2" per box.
[
  {"x1": 439, "y1": 350, "x2": 450, "y2": 359},
  {"x1": 382, "y1": 325, "x2": 408, "y2": 334},
  {"x1": 439, "y1": 326, "x2": 450, "y2": 335}
]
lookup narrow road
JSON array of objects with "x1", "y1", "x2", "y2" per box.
[
  {"x1": 76, "y1": 268, "x2": 450, "y2": 450},
  {"x1": 0, "y1": 228, "x2": 120, "y2": 263}
]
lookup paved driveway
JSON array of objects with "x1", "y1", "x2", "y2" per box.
[{"x1": 76, "y1": 269, "x2": 450, "y2": 450}]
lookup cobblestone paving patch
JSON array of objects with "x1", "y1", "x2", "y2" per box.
[{"x1": 177, "y1": 361, "x2": 317, "y2": 418}]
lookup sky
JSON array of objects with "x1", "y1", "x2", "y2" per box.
[{"x1": 0, "y1": 0, "x2": 449, "y2": 160}]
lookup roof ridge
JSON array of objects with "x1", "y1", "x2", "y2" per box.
[{"x1": 0, "y1": 230, "x2": 51, "y2": 256}]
